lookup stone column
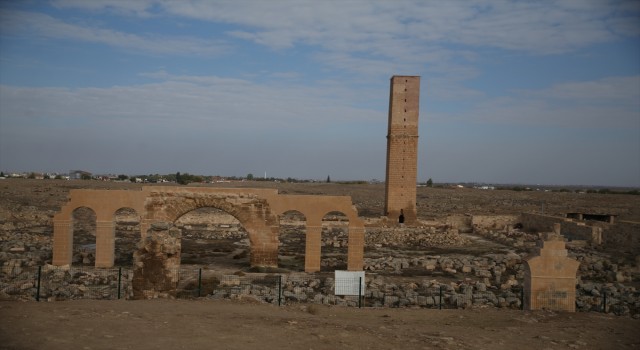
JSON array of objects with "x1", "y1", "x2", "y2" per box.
[
  {"x1": 249, "y1": 226, "x2": 279, "y2": 268},
  {"x1": 250, "y1": 242, "x2": 279, "y2": 267},
  {"x1": 140, "y1": 219, "x2": 152, "y2": 240},
  {"x1": 305, "y1": 225, "x2": 322, "y2": 273},
  {"x1": 52, "y1": 219, "x2": 73, "y2": 266},
  {"x1": 95, "y1": 220, "x2": 115, "y2": 268},
  {"x1": 347, "y1": 225, "x2": 364, "y2": 271},
  {"x1": 132, "y1": 222, "x2": 181, "y2": 299}
]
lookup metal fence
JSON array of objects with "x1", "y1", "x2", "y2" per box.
[
  {"x1": 1, "y1": 265, "x2": 131, "y2": 301},
  {"x1": 0, "y1": 265, "x2": 625, "y2": 314}
]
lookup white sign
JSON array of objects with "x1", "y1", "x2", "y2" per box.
[{"x1": 334, "y1": 271, "x2": 365, "y2": 296}]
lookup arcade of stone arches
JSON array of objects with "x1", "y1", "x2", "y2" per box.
[{"x1": 52, "y1": 186, "x2": 364, "y2": 272}]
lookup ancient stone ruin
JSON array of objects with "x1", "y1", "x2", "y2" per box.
[
  {"x1": 384, "y1": 75, "x2": 420, "y2": 225},
  {"x1": 524, "y1": 224, "x2": 580, "y2": 312},
  {"x1": 52, "y1": 186, "x2": 365, "y2": 273},
  {"x1": 132, "y1": 222, "x2": 181, "y2": 299}
]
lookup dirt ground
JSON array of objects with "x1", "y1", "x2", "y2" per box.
[{"x1": 1, "y1": 299, "x2": 637, "y2": 350}]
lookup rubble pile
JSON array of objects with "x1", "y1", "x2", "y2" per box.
[
  {"x1": 366, "y1": 227, "x2": 469, "y2": 248},
  {"x1": 473, "y1": 226, "x2": 538, "y2": 249}
]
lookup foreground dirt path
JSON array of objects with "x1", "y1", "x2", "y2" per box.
[{"x1": 0, "y1": 300, "x2": 637, "y2": 350}]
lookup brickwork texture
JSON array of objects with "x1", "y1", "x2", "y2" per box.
[{"x1": 384, "y1": 75, "x2": 420, "y2": 224}]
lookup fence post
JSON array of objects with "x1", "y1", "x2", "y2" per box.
[
  {"x1": 439, "y1": 285, "x2": 443, "y2": 310},
  {"x1": 358, "y1": 277, "x2": 362, "y2": 308},
  {"x1": 520, "y1": 287, "x2": 524, "y2": 310},
  {"x1": 35, "y1": 266, "x2": 42, "y2": 302},
  {"x1": 117, "y1": 267, "x2": 122, "y2": 300},
  {"x1": 197, "y1": 268, "x2": 202, "y2": 298},
  {"x1": 278, "y1": 275, "x2": 282, "y2": 306},
  {"x1": 603, "y1": 291, "x2": 607, "y2": 313}
]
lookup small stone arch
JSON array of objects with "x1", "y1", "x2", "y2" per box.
[
  {"x1": 175, "y1": 206, "x2": 249, "y2": 267},
  {"x1": 145, "y1": 192, "x2": 279, "y2": 268},
  {"x1": 155, "y1": 195, "x2": 272, "y2": 232}
]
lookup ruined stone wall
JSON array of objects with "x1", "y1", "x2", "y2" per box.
[
  {"x1": 520, "y1": 213, "x2": 559, "y2": 232},
  {"x1": 132, "y1": 222, "x2": 181, "y2": 299},
  {"x1": 521, "y1": 213, "x2": 593, "y2": 240},
  {"x1": 384, "y1": 75, "x2": 420, "y2": 224},
  {"x1": 521, "y1": 213, "x2": 637, "y2": 247},
  {"x1": 471, "y1": 215, "x2": 519, "y2": 230}
]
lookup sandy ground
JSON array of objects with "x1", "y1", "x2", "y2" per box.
[{"x1": 0, "y1": 299, "x2": 637, "y2": 350}]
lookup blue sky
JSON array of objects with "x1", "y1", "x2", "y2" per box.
[{"x1": 0, "y1": 0, "x2": 639, "y2": 186}]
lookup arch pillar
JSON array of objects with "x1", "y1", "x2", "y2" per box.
[
  {"x1": 140, "y1": 219, "x2": 152, "y2": 240},
  {"x1": 249, "y1": 226, "x2": 279, "y2": 267},
  {"x1": 52, "y1": 219, "x2": 72, "y2": 266},
  {"x1": 95, "y1": 220, "x2": 115, "y2": 268},
  {"x1": 305, "y1": 225, "x2": 321, "y2": 272},
  {"x1": 347, "y1": 225, "x2": 364, "y2": 271}
]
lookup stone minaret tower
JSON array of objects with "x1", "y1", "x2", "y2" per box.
[{"x1": 384, "y1": 75, "x2": 420, "y2": 224}]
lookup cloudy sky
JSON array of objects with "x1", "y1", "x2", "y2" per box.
[{"x1": 1, "y1": 0, "x2": 639, "y2": 186}]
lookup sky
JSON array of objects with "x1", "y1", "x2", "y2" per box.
[{"x1": 0, "y1": 0, "x2": 639, "y2": 187}]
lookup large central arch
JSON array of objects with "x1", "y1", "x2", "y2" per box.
[{"x1": 52, "y1": 186, "x2": 364, "y2": 272}]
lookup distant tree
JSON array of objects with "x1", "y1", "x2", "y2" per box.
[
  {"x1": 426, "y1": 178, "x2": 433, "y2": 187},
  {"x1": 117, "y1": 174, "x2": 129, "y2": 181},
  {"x1": 176, "y1": 172, "x2": 184, "y2": 185},
  {"x1": 81, "y1": 174, "x2": 92, "y2": 180},
  {"x1": 28, "y1": 172, "x2": 36, "y2": 179},
  {"x1": 327, "y1": 175, "x2": 331, "y2": 183},
  {"x1": 0, "y1": 171, "x2": 4, "y2": 177},
  {"x1": 55, "y1": 175, "x2": 62, "y2": 180},
  {"x1": 246, "y1": 173, "x2": 254, "y2": 180}
]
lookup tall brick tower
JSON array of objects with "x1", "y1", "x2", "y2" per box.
[{"x1": 384, "y1": 75, "x2": 420, "y2": 224}]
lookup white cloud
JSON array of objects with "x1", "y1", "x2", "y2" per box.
[
  {"x1": 45, "y1": 0, "x2": 640, "y2": 101},
  {"x1": 52, "y1": 0, "x2": 638, "y2": 54},
  {"x1": 433, "y1": 76, "x2": 640, "y2": 129},
  {"x1": 523, "y1": 76, "x2": 640, "y2": 103},
  {"x1": 0, "y1": 72, "x2": 381, "y2": 132},
  {"x1": 0, "y1": 10, "x2": 229, "y2": 56}
]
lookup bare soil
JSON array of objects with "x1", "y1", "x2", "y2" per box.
[{"x1": 1, "y1": 299, "x2": 637, "y2": 350}]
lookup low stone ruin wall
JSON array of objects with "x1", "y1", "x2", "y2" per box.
[
  {"x1": 519, "y1": 213, "x2": 640, "y2": 251},
  {"x1": 521, "y1": 213, "x2": 597, "y2": 241},
  {"x1": 471, "y1": 215, "x2": 519, "y2": 230}
]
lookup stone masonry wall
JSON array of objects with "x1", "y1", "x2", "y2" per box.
[
  {"x1": 521, "y1": 213, "x2": 638, "y2": 248},
  {"x1": 132, "y1": 222, "x2": 181, "y2": 299},
  {"x1": 384, "y1": 76, "x2": 420, "y2": 224}
]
